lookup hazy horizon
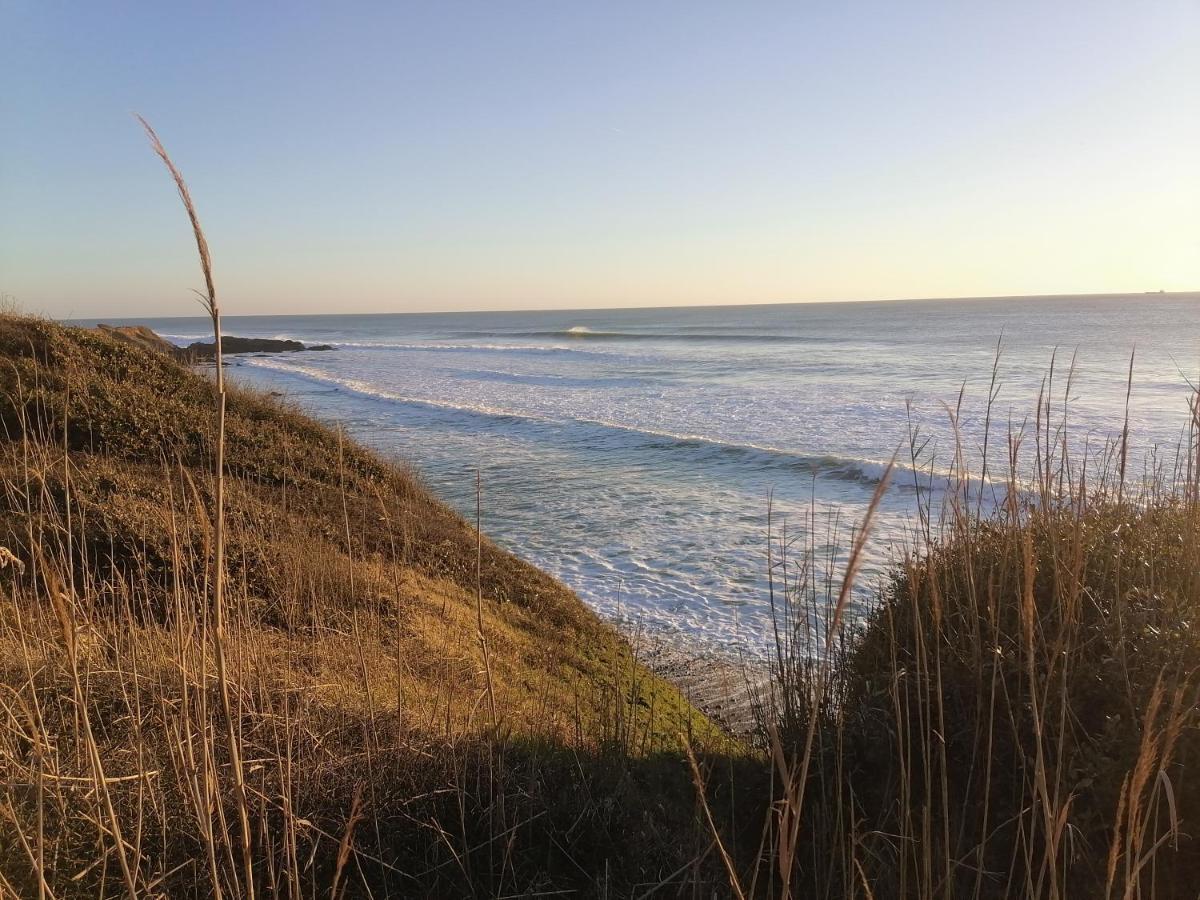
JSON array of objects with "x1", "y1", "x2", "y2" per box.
[
  {"x1": 61, "y1": 289, "x2": 1200, "y2": 325},
  {"x1": 4, "y1": 1, "x2": 1198, "y2": 319},
  {"x1": 92, "y1": 293, "x2": 1200, "y2": 653}
]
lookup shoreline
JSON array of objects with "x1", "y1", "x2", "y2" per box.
[{"x1": 631, "y1": 632, "x2": 767, "y2": 736}]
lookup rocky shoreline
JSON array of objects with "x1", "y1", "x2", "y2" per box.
[
  {"x1": 634, "y1": 637, "x2": 766, "y2": 735},
  {"x1": 97, "y1": 323, "x2": 334, "y2": 359}
]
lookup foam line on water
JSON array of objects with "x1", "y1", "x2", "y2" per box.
[
  {"x1": 241, "y1": 356, "x2": 999, "y2": 494},
  {"x1": 452, "y1": 328, "x2": 828, "y2": 343},
  {"x1": 331, "y1": 340, "x2": 571, "y2": 351}
]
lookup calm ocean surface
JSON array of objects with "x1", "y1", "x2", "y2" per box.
[{"x1": 81, "y1": 294, "x2": 1200, "y2": 658}]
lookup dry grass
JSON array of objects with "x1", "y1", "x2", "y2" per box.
[
  {"x1": 4, "y1": 315, "x2": 1196, "y2": 898},
  {"x1": 138, "y1": 112, "x2": 254, "y2": 900},
  {"x1": 6, "y1": 316, "x2": 1198, "y2": 898},
  {"x1": 0, "y1": 314, "x2": 737, "y2": 897},
  {"x1": 3, "y1": 123, "x2": 1195, "y2": 897},
  {"x1": 690, "y1": 351, "x2": 1200, "y2": 899}
]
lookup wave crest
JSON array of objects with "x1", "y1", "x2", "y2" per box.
[{"x1": 240, "y1": 357, "x2": 996, "y2": 496}]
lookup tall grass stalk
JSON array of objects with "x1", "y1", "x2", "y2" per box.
[
  {"x1": 2, "y1": 167, "x2": 1197, "y2": 894},
  {"x1": 137, "y1": 115, "x2": 255, "y2": 900},
  {"x1": 720, "y1": 348, "x2": 1200, "y2": 899}
]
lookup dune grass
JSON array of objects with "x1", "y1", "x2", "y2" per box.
[
  {"x1": 0, "y1": 310, "x2": 747, "y2": 896},
  {"x1": 0, "y1": 113, "x2": 737, "y2": 893},
  {"x1": 696, "y1": 356, "x2": 1200, "y2": 899},
  {"x1": 7, "y1": 315, "x2": 1196, "y2": 898},
  {"x1": 1, "y1": 123, "x2": 1196, "y2": 897}
]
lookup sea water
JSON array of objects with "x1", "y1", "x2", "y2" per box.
[{"x1": 81, "y1": 294, "x2": 1200, "y2": 659}]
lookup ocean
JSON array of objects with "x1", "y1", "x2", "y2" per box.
[{"x1": 82, "y1": 294, "x2": 1200, "y2": 659}]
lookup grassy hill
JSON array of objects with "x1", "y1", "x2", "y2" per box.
[
  {"x1": 4, "y1": 312, "x2": 1198, "y2": 899},
  {"x1": 0, "y1": 315, "x2": 746, "y2": 897}
]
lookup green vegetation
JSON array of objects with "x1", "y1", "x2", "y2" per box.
[
  {"x1": 0, "y1": 315, "x2": 740, "y2": 897},
  {"x1": 4, "y1": 314, "x2": 1195, "y2": 897},
  {"x1": 2, "y1": 314, "x2": 1198, "y2": 898},
  {"x1": 836, "y1": 500, "x2": 1200, "y2": 898},
  {"x1": 721, "y1": 395, "x2": 1200, "y2": 899},
  {"x1": 2, "y1": 124, "x2": 1194, "y2": 898}
]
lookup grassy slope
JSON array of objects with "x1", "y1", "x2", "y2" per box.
[
  {"x1": 4, "y1": 314, "x2": 1195, "y2": 899},
  {"x1": 0, "y1": 316, "x2": 746, "y2": 897},
  {"x1": 753, "y1": 461, "x2": 1200, "y2": 898}
]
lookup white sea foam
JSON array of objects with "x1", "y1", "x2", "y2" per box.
[
  {"x1": 243, "y1": 357, "x2": 559, "y2": 423},
  {"x1": 242, "y1": 356, "x2": 1003, "y2": 496},
  {"x1": 217, "y1": 296, "x2": 1199, "y2": 659},
  {"x1": 330, "y1": 340, "x2": 608, "y2": 356}
]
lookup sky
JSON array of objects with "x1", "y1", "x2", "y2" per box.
[{"x1": 1, "y1": 1, "x2": 1197, "y2": 318}]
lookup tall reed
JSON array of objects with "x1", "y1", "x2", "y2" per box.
[
  {"x1": 0, "y1": 309, "x2": 723, "y2": 895},
  {"x1": 137, "y1": 115, "x2": 255, "y2": 900},
  {"x1": 699, "y1": 348, "x2": 1200, "y2": 899}
]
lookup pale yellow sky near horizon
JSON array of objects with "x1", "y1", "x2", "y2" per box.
[{"x1": 3, "y1": 2, "x2": 1197, "y2": 319}]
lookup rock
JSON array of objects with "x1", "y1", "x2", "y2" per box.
[
  {"x1": 96, "y1": 324, "x2": 180, "y2": 356},
  {"x1": 96, "y1": 324, "x2": 335, "y2": 360},
  {"x1": 183, "y1": 336, "x2": 308, "y2": 358}
]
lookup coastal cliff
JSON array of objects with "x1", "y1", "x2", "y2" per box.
[
  {"x1": 4, "y1": 313, "x2": 1198, "y2": 898},
  {"x1": 0, "y1": 315, "x2": 739, "y2": 897}
]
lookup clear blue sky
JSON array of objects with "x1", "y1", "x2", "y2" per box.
[{"x1": 2, "y1": 1, "x2": 1197, "y2": 317}]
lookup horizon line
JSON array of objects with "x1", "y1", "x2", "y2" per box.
[{"x1": 62, "y1": 288, "x2": 1200, "y2": 323}]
